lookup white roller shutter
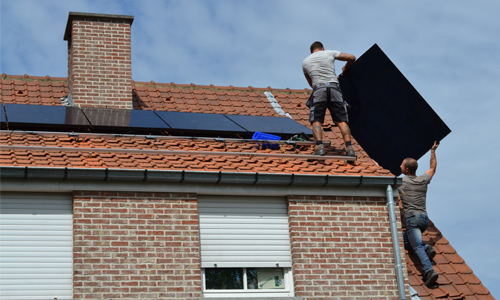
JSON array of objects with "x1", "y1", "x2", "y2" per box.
[
  {"x1": 0, "y1": 192, "x2": 73, "y2": 300},
  {"x1": 198, "y1": 196, "x2": 292, "y2": 268}
]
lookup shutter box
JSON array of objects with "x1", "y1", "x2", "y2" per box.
[
  {"x1": 0, "y1": 192, "x2": 73, "y2": 300},
  {"x1": 198, "y1": 196, "x2": 292, "y2": 268}
]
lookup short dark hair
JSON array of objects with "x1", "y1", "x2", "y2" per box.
[
  {"x1": 403, "y1": 158, "x2": 418, "y2": 174},
  {"x1": 310, "y1": 41, "x2": 324, "y2": 53}
]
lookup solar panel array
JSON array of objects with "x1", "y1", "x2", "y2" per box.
[
  {"x1": 339, "y1": 44, "x2": 451, "y2": 175},
  {"x1": 0, "y1": 103, "x2": 312, "y2": 138}
]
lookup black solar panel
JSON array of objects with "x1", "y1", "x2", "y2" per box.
[
  {"x1": 339, "y1": 44, "x2": 451, "y2": 175},
  {"x1": 128, "y1": 110, "x2": 170, "y2": 129},
  {"x1": 154, "y1": 111, "x2": 247, "y2": 135},
  {"x1": 81, "y1": 108, "x2": 170, "y2": 132},
  {"x1": 4, "y1": 104, "x2": 90, "y2": 128},
  {"x1": 1, "y1": 103, "x2": 311, "y2": 139},
  {"x1": 225, "y1": 114, "x2": 313, "y2": 136}
]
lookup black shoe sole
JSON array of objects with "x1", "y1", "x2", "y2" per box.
[{"x1": 425, "y1": 272, "x2": 438, "y2": 287}]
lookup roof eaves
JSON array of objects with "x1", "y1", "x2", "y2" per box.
[{"x1": 0, "y1": 166, "x2": 401, "y2": 187}]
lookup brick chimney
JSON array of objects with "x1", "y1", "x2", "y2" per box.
[{"x1": 64, "y1": 12, "x2": 134, "y2": 109}]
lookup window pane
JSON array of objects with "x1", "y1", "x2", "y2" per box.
[
  {"x1": 205, "y1": 268, "x2": 243, "y2": 290},
  {"x1": 247, "y1": 268, "x2": 285, "y2": 289}
]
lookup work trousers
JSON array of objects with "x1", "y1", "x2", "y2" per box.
[{"x1": 403, "y1": 213, "x2": 434, "y2": 276}]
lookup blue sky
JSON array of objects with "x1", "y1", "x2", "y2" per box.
[{"x1": 2, "y1": 0, "x2": 500, "y2": 297}]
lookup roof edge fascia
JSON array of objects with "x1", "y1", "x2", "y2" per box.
[
  {"x1": 0, "y1": 178, "x2": 391, "y2": 198},
  {"x1": 0, "y1": 166, "x2": 401, "y2": 188},
  {"x1": 1, "y1": 166, "x2": 400, "y2": 197}
]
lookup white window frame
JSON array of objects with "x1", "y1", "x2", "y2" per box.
[
  {"x1": 198, "y1": 196, "x2": 294, "y2": 298},
  {"x1": 201, "y1": 267, "x2": 295, "y2": 298}
]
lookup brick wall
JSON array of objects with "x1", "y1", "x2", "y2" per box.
[
  {"x1": 73, "y1": 191, "x2": 201, "y2": 299},
  {"x1": 65, "y1": 13, "x2": 133, "y2": 109},
  {"x1": 71, "y1": 191, "x2": 407, "y2": 299},
  {"x1": 288, "y1": 195, "x2": 409, "y2": 300}
]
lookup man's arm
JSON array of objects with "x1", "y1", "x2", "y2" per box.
[
  {"x1": 337, "y1": 53, "x2": 356, "y2": 73},
  {"x1": 424, "y1": 141, "x2": 439, "y2": 180},
  {"x1": 303, "y1": 70, "x2": 313, "y2": 88}
]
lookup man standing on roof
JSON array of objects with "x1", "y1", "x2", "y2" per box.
[
  {"x1": 302, "y1": 41, "x2": 356, "y2": 156},
  {"x1": 398, "y1": 141, "x2": 440, "y2": 287}
]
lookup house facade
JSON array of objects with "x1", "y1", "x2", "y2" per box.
[{"x1": 0, "y1": 12, "x2": 494, "y2": 300}]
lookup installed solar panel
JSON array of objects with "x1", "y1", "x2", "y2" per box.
[
  {"x1": 81, "y1": 108, "x2": 170, "y2": 131},
  {"x1": 0, "y1": 103, "x2": 6, "y2": 123},
  {"x1": 1, "y1": 102, "x2": 311, "y2": 139},
  {"x1": 339, "y1": 44, "x2": 451, "y2": 175},
  {"x1": 154, "y1": 111, "x2": 247, "y2": 134},
  {"x1": 225, "y1": 114, "x2": 313, "y2": 136},
  {"x1": 4, "y1": 104, "x2": 90, "y2": 127}
]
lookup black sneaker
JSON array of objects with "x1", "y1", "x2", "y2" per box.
[
  {"x1": 346, "y1": 145, "x2": 355, "y2": 157},
  {"x1": 424, "y1": 270, "x2": 438, "y2": 287},
  {"x1": 314, "y1": 144, "x2": 325, "y2": 156},
  {"x1": 426, "y1": 246, "x2": 436, "y2": 261}
]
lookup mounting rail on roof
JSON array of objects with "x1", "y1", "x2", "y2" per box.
[
  {"x1": 1, "y1": 130, "x2": 330, "y2": 147},
  {"x1": 2, "y1": 144, "x2": 356, "y2": 161}
]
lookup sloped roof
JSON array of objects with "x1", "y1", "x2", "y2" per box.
[
  {"x1": 0, "y1": 74, "x2": 494, "y2": 299},
  {"x1": 0, "y1": 75, "x2": 388, "y2": 176}
]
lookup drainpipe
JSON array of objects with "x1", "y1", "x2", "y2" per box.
[{"x1": 386, "y1": 185, "x2": 407, "y2": 300}]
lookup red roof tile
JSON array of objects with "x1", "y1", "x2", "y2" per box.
[
  {"x1": 1, "y1": 75, "x2": 68, "y2": 106},
  {"x1": 1, "y1": 131, "x2": 387, "y2": 175}
]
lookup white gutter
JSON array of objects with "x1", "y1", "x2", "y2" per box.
[{"x1": 0, "y1": 166, "x2": 400, "y2": 197}]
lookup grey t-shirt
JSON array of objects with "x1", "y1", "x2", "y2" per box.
[
  {"x1": 398, "y1": 173, "x2": 431, "y2": 219},
  {"x1": 302, "y1": 50, "x2": 341, "y2": 87}
]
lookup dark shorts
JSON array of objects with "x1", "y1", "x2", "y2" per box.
[{"x1": 308, "y1": 84, "x2": 348, "y2": 124}]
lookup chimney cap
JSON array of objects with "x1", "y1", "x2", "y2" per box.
[{"x1": 64, "y1": 11, "x2": 134, "y2": 41}]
